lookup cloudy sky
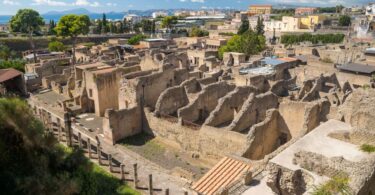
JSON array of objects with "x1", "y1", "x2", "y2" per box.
[{"x1": 0, "y1": 0, "x2": 372, "y2": 15}]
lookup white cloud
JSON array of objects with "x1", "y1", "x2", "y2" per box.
[
  {"x1": 273, "y1": 0, "x2": 344, "y2": 5},
  {"x1": 3, "y1": 0, "x2": 20, "y2": 5},
  {"x1": 180, "y1": 0, "x2": 205, "y2": 3},
  {"x1": 32, "y1": 0, "x2": 67, "y2": 6},
  {"x1": 106, "y1": 2, "x2": 117, "y2": 6},
  {"x1": 32, "y1": 0, "x2": 100, "y2": 7},
  {"x1": 74, "y1": 0, "x2": 100, "y2": 7}
]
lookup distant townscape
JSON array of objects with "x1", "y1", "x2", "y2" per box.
[{"x1": 1, "y1": 2, "x2": 375, "y2": 195}]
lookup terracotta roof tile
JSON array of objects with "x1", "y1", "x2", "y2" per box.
[{"x1": 0, "y1": 68, "x2": 22, "y2": 83}]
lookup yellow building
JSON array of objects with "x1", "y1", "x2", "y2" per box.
[
  {"x1": 248, "y1": 5, "x2": 272, "y2": 16},
  {"x1": 299, "y1": 15, "x2": 326, "y2": 30}
]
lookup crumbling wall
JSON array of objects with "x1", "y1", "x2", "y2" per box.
[
  {"x1": 248, "y1": 75, "x2": 271, "y2": 93},
  {"x1": 242, "y1": 109, "x2": 290, "y2": 160},
  {"x1": 180, "y1": 78, "x2": 202, "y2": 93},
  {"x1": 204, "y1": 86, "x2": 257, "y2": 127},
  {"x1": 119, "y1": 65, "x2": 189, "y2": 110},
  {"x1": 154, "y1": 85, "x2": 189, "y2": 116},
  {"x1": 271, "y1": 77, "x2": 297, "y2": 97},
  {"x1": 103, "y1": 106, "x2": 142, "y2": 144},
  {"x1": 293, "y1": 151, "x2": 375, "y2": 194},
  {"x1": 279, "y1": 100, "x2": 330, "y2": 138},
  {"x1": 266, "y1": 163, "x2": 311, "y2": 195},
  {"x1": 144, "y1": 110, "x2": 247, "y2": 160},
  {"x1": 228, "y1": 92, "x2": 279, "y2": 132},
  {"x1": 178, "y1": 81, "x2": 235, "y2": 124}
]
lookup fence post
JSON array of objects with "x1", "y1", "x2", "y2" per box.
[
  {"x1": 87, "y1": 139, "x2": 92, "y2": 158},
  {"x1": 97, "y1": 144, "x2": 102, "y2": 165},
  {"x1": 64, "y1": 112, "x2": 73, "y2": 147},
  {"x1": 149, "y1": 174, "x2": 153, "y2": 195},
  {"x1": 184, "y1": 191, "x2": 188, "y2": 195},
  {"x1": 121, "y1": 164, "x2": 125, "y2": 181},
  {"x1": 108, "y1": 154, "x2": 113, "y2": 172},
  {"x1": 133, "y1": 163, "x2": 138, "y2": 188},
  {"x1": 165, "y1": 189, "x2": 169, "y2": 195},
  {"x1": 78, "y1": 132, "x2": 82, "y2": 148}
]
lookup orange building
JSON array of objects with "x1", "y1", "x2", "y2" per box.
[
  {"x1": 248, "y1": 5, "x2": 272, "y2": 16},
  {"x1": 295, "y1": 7, "x2": 317, "y2": 15}
]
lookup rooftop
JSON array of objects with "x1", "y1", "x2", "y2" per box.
[
  {"x1": 337, "y1": 62, "x2": 375, "y2": 74},
  {"x1": 192, "y1": 156, "x2": 251, "y2": 195},
  {"x1": 0, "y1": 68, "x2": 22, "y2": 83}
]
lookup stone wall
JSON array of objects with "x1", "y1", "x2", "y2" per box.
[
  {"x1": 228, "y1": 92, "x2": 279, "y2": 132},
  {"x1": 242, "y1": 109, "x2": 290, "y2": 160},
  {"x1": 154, "y1": 85, "x2": 189, "y2": 116},
  {"x1": 178, "y1": 81, "x2": 235, "y2": 124},
  {"x1": 145, "y1": 109, "x2": 247, "y2": 160},
  {"x1": 103, "y1": 106, "x2": 142, "y2": 144},
  {"x1": 204, "y1": 86, "x2": 257, "y2": 127}
]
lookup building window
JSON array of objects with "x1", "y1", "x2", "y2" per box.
[{"x1": 89, "y1": 89, "x2": 93, "y2": 97}]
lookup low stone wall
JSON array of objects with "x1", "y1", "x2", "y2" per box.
[
  {"x1": 145, "y1": 110, "x2": 247, "y2": 160},
  {"x1": 103, "y1": 107, "x2": 142, "y2": 144}
]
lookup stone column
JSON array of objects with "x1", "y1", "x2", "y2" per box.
[
  {"x1": 108, "y1": 154, "x2": 113, "y2": 172},
  {"x1": 133, "y1": 163, "x2": 138, "y2": 188},
  {"x1": 149, "y1": 174, "x2": 153, "y2": 195},
  {"x1": 64, "y1": 112, "x2": 73, "y2": 147},
  {"x1": 120, "y1": 164, "x2": 125, "y2": 181},
  {"x1": 87, "y1": 139, "x2": 92, "y2": 158},
  {"x1": 165, "y1": 189, "x2": 169, "y2": 195}
]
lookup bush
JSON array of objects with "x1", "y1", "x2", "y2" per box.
[
  {"x1": 321, "y1": 57, "x2": 333, "y2": 63},
  {"x1": 127, "y1": 34, "x2": 147, "y2": 45},
  {"x1": 360, "y1": 144, "x2": 375, "y2": 153},
  {"x1": 189, "y1": 27, "x2": 209, "y2": 37},
  {"x1": 0, "y1": 59, "x2": 26, "y2": 72},
  {"x1": 312, "y1": 175, "x2": 351, "y2": 195},
  {"x1": 281, "y1": 33, "x2": 345, "y2": 46},
  {"x1": 48, "y1": 40, "x2": 65, "y2": 52}
]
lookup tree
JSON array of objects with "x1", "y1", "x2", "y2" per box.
[
  {"x1": 0, "y1": 98, "x2": 140, "y2": 194},
  {"x1": 48, "y1": 41, "x2": 65, "y2": 52},
  {"x1": 102, "y1": 13, "x2": 108, "y2": 34},
  {"x1": 9, "y1": 9, "x2": 44, "y2": 63},
  {"x1": 238, "y1": 18, "x2": 249, "y2": 35},
  {"x1": 55, "y1": 14, "x2": 90, "y2": 64},
  {"x1": 161, "y1": 16, "x2": 178, "y2": 30},
  {"x1": 255, "y1": 16, "x2": 265, "y2": 35},
  {"x1": 339, "y1": 15, "x2": 351, "y2": 26},
  {"x1": 48, "y1": 20, "x2": 56, "y2": 35},
  {"x1": 218, "y1": 30, "x2": 266, "y2": 59},
  {"x1": 140, "y1": 19, "x2": 154, "y2": 33}
]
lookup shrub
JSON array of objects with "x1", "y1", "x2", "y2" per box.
[
  {"x1": 321, "y1": 57, "x2": 333, "y2": 63},
  {"x1": 360, "y1": 144, "x2": 375, "y2": 153},
  {"x1": 312, "y1": 175, "x2": 351, "y2": 195},
  {"x1": 127, "y1": 34, "x2": 147, "y2": 45},
  {"x1": 281, "y1": 33, "x2": 345, "y2": 46},
  {"x1": 0, "y1": 59, "x2": 26, "y2": 72},
  {"x1": 189, "y1": 27, "x2": 209, "y2": 37},
  {"x1": 48, "y1": 40, "x2": 65, "y2": 52}
]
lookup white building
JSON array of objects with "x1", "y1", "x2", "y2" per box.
[
  {"x1": 123, "y1": 14, "x2": 143, "y2": 24},
  {"x1": 152, "y1": 11, "x2": 168, "y2": 19}
]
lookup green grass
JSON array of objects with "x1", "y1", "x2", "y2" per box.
[
  {"x1": 312, "y1": 175, "x2": 351, "y2": 195},
  {"x1": 120, "y1": 133, "x2": 166, "y2": 160},
  {"x1": 92, "y1": 163, "x2": 141, "y2": 195},
  {"x1": 360, "y1": 144, "x2": 375, "y2": 153}
]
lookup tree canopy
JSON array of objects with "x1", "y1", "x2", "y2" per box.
[
  {"x1": 55, "y1": 14, "x2": 90, "y2": 38},
  {"x1": 48, "y1": 41, "x2": 65, "y2": 52},
  {"x1": 9, "y1": 9, "x2": 44, "y2": 34},
  {"x1": 161, "y1": 16, "x2": 178, "y2": 30},
  {"x1": 219, "y1": 30, "x2": 266, "y2": 59},
  {"x1": 280, "y1": 33, "x2": 345, "y2": 46},
  {"x1": 237, "y1": 18, "x2": 249, "y2": 35},
  {"x1": 339, "y1": 15, "x2": 351, "y2": 26}
]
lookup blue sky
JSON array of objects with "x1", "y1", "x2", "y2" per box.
[{"x1": 0, "y1": 0, "x2": 373, "y2": 15}]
